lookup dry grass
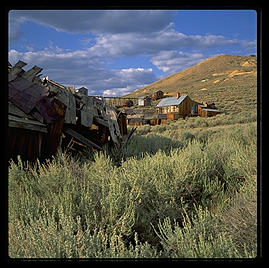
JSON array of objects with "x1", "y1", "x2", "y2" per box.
[{"x1": 124, "y1": 55, "x2": 257, "y2": 115}]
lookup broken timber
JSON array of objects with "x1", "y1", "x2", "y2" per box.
[
  {"x1": 8, "y1": 60, "x2": 129, "y2": 162},
  {"x1": 64, "y1": 127, "x2": 102, "y2": 151}
]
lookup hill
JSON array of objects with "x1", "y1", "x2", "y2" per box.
[{"x1": 124, "y1": 55, "x2": 257, "y2": 114}]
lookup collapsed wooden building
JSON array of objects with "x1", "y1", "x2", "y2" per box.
[{"x1": 8, "y1": 61, "x2": 128, "y2": 162}]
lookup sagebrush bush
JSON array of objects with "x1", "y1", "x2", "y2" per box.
[
  {"x1": 8, "y1": 121, "x2": 257, "y2": 258},
  {"x1": 155, "y1": 206, "x2": 255, "y2": 258}
]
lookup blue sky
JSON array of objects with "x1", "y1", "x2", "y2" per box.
[{"x1": 8, "y1": 10, "x2": 257, "y2": 96}]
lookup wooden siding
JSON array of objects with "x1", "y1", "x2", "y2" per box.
[
  {"x1": 167, "y1": 113, "x2": 180, "y2": 120},
  {"x1": 157, "y1": 96, "x2": 197, "y2": 119},
  {"x1": 197, "y1": 105, "x2": 219, "y2": 117},
  {"x1": 8, "y1": 127, "x2": 44, "y2": 162},
  {"x1": 117, "y1": 113, "x2": 128, "y2": 136},
  {"x1": 177, "y1": 96, "x2": 196, "y2": 118}
]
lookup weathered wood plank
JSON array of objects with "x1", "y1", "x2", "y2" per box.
[
  {"x1": 9, "y1": 115, "x2": 48, "y2": 133},
  {"x1": 8, "y1": 102, "x2": 35, "y2": 119},
  {"x1": 65, "y1": 92, "x2": 76, "y2": 124},
  {"x1": 8, "y1": 73, "x2": 17, "y2": 82},
  {"x1": 64, "y1": 128, "x2": 102, "y2": 151},
  {"x1": 105, "y1": 105, "x2": 122, "y2": 143},
  {"x1": 55, "y1": 89, "x2": 76, "y2": 124},
  {"x1": 93, "y1": 117, "x2": 109, "y2": 127},
  {"x1": 9, "y1": 102, "x2": 44, "y2": 123},
  {"x1": 30, "y1": 110, "x2": 44, "y2": 123},
  {"x1": 21, "y1": 66, "x2": 43, "y2": 81},
  {"x1": 9, "y1": 60, "x2": 27, "y2": 76},
  {"x1": 80, "y1": 96, "x2": 94, "y2": 128}
]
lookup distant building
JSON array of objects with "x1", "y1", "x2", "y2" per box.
[
  {"x1": 156, "y1": 93, "x2": 197, "y2": 120},
  {"x1": 156, "y1": 93, "x2": 220, "y2": 121},
  {"x1": 76, "y1": 87, "x2": 88, "y2": 95},
  {"x1": 123, "y1": 99, "x2": 134, "y2": 107},
  {"x1": 138, "y1": 95, "x2": 151, "y2": 106},
  {"x1": 197, "y1": 104, "x2": 221, "y2": 117}
]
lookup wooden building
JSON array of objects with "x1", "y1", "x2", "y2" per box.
[
  {"x1": 8, "y1": 61, "x2": 66, "y2": 162},
  {"x1": 123, "y1": 99, "x2": 134, "y2": 107},
  {"x1": 76, "y1": 86, "x2": 88, "y2": 95},
  {"x1": 156, "y1": 93, "x2": 198, "y2": 120},
  {"x1": 197, "y1": 104, "x2": 221, "y2": 117},
  {"x1": 8, "y1": 61, "x2": 130, "y2": 162},
  {"x1": 138, "y1": 96, "x2": 151, "y2": 107}
]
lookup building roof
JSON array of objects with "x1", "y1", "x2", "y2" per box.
[
  {"x1": 156, "y1": 95, "x2": 187, "y2": 107},
  {"x1": 198, "y1": 105, "x2": 220, "y2": 113}
]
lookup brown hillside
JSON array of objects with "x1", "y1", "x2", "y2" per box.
[{"x1": 124, "y1": 55, "x2": 257, "y2": 114}]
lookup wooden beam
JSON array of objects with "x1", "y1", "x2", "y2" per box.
[
  {"x1": 9, "y1": 60, "x2": 27, "y2": 76},
  {"x1": 64, "y1": 127, "x2": 102, "y2": 151},
  {"x1": 21, "y1": 66, "x2": 43, "y2": 81},
  {"x1": 9, "y1": 102, "x2": 35, "y2": 119},
  {"x1": 80, "y1": 96, "x2": 94, "y2": 128},
  {"x1": 93, "y1": 117, "x2": 109, "y2": 127},
  {"x1": 8, "y1": 115, "x2": 48, "y2": 133}
]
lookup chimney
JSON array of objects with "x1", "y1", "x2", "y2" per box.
[{"x1": 176, "y1": 92, "x2": 181, "y2": 98}]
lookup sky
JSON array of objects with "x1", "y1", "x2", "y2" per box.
[{"x1": 8, "y1": 9, "x2": 257, "y2": 97}]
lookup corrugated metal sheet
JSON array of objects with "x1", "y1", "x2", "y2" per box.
[{"x1": 156, "y1": 95, "x2": 187, "y2": 107}]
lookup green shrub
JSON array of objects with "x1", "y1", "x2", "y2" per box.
[
  {"x1": 8, "y1": 121, "x2": 257, "y2": 258},
  {"x1": 155, "y1": 206, "x2": 254, "y2": 258}
]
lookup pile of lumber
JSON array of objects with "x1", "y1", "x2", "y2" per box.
[{"x1": 8, "y1": 60, "x2": 129, "y2": 162}]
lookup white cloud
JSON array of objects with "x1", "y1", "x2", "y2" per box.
[
  {"x1": 8, "y1": 10, "x2": 257, "y2": 96},
  {"x1": 103, "y1": 86, "x2": 134, "y2": 97},
  {"x1": 8, "y1": 48, "x2": 157, "y2": 96},
  {"x1": 9, "y1": 10, "x2": 177, "y2": 42},
  {"x1": 8, "y1": 13, "x2": 26, "y2": 42},
  {"x1": 151, "y1": 50, "x2": 205, "y2": 73},
  {"x1": 89, "y1": 28, "x2": 251, "y2": 58}
]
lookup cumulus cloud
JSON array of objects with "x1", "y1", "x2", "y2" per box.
[
  {"x1": 9, "y1": 10, "x2": 177, "y2": 42},
  {"x1": 103, "y1": 85, "x2": 142, "y2": 97},
  {"x1": 9, "y1": 48, "x2": 157, "y2": 96},
  {"x1": 151, "y1": 50, "x2": 205, "y2": 73},
  {"x1": 89, "y1": 28, "x2": 250, "y2": 58},
  {"x1": 8, "y1": 10, "x2": 256, "y2": 96}
]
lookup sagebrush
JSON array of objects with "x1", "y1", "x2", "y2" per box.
[{"x1": 8, "y1": 118, "x2": 257, "y2": 258}]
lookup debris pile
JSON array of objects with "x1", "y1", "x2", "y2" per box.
[{"x1": 8, "y1": 61, "x2": 129, "y2": 162}]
